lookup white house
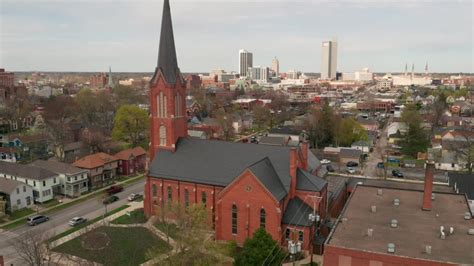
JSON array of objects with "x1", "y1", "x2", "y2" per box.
[
  {"x1": 0, "y1": 178, "x2": 34, "y2": 212},
  {"x1": 29, "y1": 160, "x2": 89, "y2": 198},
  {"x1": 0, "y1": 161, "x2": 59, "y2": 203}
]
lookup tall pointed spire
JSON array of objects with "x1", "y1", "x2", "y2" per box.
[
  {"x1": 155, "y1": 0, "x2": 180, "y2": 85},
  {"x1": 108, "y1": 66, "x2": 114, "y2": 88}
]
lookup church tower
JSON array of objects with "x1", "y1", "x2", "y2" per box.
[{"x1": 149, "y1": 0, "x2": 187, "y2": 161}]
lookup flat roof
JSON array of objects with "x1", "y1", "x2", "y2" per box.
[{"x1": 326, "y1": 185, "x2": 474, "y2": 264}]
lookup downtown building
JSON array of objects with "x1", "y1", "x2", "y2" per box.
[
  {"x1": 144, "y1": 0, "x2": 329, "y2": 251},
  {"x1": 321, "y1": 39, "x2": 338, "y2": 80},
  {"x1": 239, "y1": 49, "x2": 253, "y2": 77}
]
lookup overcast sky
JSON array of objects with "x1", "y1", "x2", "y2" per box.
[{"x1": 1, "y1": 0, "x2": 473, "y2": 73}]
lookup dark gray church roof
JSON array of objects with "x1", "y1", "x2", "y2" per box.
[
  {"x1": 296, "y1": 168, "x2": 327, "y2": 192},
  {"x1": 248, "y1": 157, "x2": 287, "y2": 201},
  {"x1": 282, "y1": 197, "x2": 314, "y2": 227},
  {"x1": 449, "y1": 172, "x2": 474, "y2": 199},
  {"x1": 149, "y1": 138, "x2": 292, "y2": 196},
  {"x1": 152, "y1": 0, "x2": 181, "y2": 85}
]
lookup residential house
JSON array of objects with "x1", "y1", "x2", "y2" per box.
[
  {"x1": 0, "y1": 178, "x2": 33, "y2": 212},
  {"x1": 0, "y1": 147, "x2": 18, "y2": 162},
  {"x1": 0, "y1": 161, "x2": 59, "y2": 203},
  {"x1": 187, "y1": 130, "x2": 209, "y2": 139},
  {"x1": 114, "y1": 147, "x2": 147, "y2": 176},
  {"x1": 438, "y1": 130, "x2": 474, "y2": 171},
  {"x1": 29, "y1": 160, "x2": 89, "y2": 197},
  {"x1": 268, "y1": 126, "x2": 303, "y2": 142},
  {"x1": 73, "y1": 153, "x2": 118, "y2": 189},
  {"x1": 339, "y1": 148, "x2": 362, "y2": 165},
  {"x1": 258, "y1": 136, "x2": 288, "y2": 146},
  {"x1": 351, "y1": 140, "x2": 372, "y2": 155}
]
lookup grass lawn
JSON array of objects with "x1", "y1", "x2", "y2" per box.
[
  {"x1": 40, "y1": 199, "x2": 60, "y2": 208},
  {"x1": 111, "y1": 208, "x2": 147, "y2": 225},
  {"x1": 154, "y1": 221, "x2": 179, "y2": 239},
  {"x1": 54, "y1": 226, "x2": 171, "y2": 266},
  {"x1": 9, "y1": 208, "x2": 35, "y2": 220},
  {"x1": 49, "y1": 205, "x2": 129, "y2": 242}
]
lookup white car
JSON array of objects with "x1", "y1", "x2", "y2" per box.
[
  {"x1": 127, "y1": 193, "x2": 142, "y2": 201},
  {"x1": 68, "y1": 217, "x2": 87, "y2": 227},
  {"x1": 346, "y1": 167, "x2": 356, "y2": 174},
  {"x1": 321, "y1": 159, "x2": 331, "y2": 164}
]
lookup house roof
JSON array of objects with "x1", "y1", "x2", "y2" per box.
[
  {"x1": 339, "y1": 148, "x2": 362, "y2": 158},
  {"x1": 0, "y1": 178, "x2": 26, "y2": 194},
  {"x1": 0, "y1": 161, "x2": 56, "y2": 180},
  {"x1": 282, "y1": 197, "x2": 314, "y2": 227},
  {"x1": 268, "y1": 126, "x2": 300, "y2": 136},
  {"x1": 114, "y1": 147, "x2": 146, "y2": 161},
  {"x1": 149, "y1": 138, "x2": 293, "y2": 195},
  {"x1": 248, "y1": 157, "x2": 287, "y2": 201},
  {"x1": 29, "y1": 160, "x2": 86, "y2": 175},
  {"x1": 449, "y1": 172, "x2": 474, "y2": 199},
  {"x1": 64, "y1": 141, "x2": 83, "y2": 151},
  {"x1": 152, "y1": 0, "x2": 181, "y2": 85},
  {"x1": 258, "y1": 136, "x2": 287, "y2": 146},
  {"x1": 73, "y1": 152, "x2": 118, "y2": 169},
  {"x1": 296, "y1": 168, "x2": 327, "y2": 192}
]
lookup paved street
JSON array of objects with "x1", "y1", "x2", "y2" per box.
[{"x1": 0, "y1": 179, "x2": 145, "y2": 266}]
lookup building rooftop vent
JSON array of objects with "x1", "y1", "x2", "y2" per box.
[
  {"x1": 468, "y1": 229, "x2": 474, "y2": 235},
  {"x1": 367, "y1": 228, "x2": 373, "y2": 237},
  {"x1": 425, "y1": 245, "x2": 432, "y2": 255},
  {"x1": 341, "y1": 217, "x2": 348, "y2": 223},
  {"x1": 387, "y1": 243, "x2": 395, "y2": 253},
  {"x1": 371, "y1": 205, "x2": 377, "y2": 213},
  {"x1": 464, "y1": 212, "x2": 472, "y2": 220},
  {"x1": 390, "y1": 219, "x2": 398, "y2": 228},
  {"x1": 377, "y1": 189, "x2": 383, "y2": 196},
  {"x1": 431, "y1": 193, "x2": 436, "y2": 201},
  {"x1": 394, "y1": 198, "x2": 400, "y2": 206}
]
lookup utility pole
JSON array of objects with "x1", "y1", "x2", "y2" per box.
[{"x1": 307, "y1": 195, "x2": 323, "y2": 265}]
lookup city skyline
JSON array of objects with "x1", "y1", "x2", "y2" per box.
[{"x1": 1, "y1": 0, "x2": 473, "y2": 73}]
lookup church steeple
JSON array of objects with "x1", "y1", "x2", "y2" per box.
[
  {"x1": 149, "y1": 0, "x2": 187, "y2": 161},
  {"x1": 154, "y1": 0, "x2": 181, "y2": 85}
]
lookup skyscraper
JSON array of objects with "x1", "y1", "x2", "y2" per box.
[
  {"x1": 320, "y1": 38, "x2": 338, "y2": 80},
  {"x1": 272, "y1": 57, "x2": 279, "y2": 76},
  {"x1": 239, "y1": 49, "x2": 253, "y2": 77}
]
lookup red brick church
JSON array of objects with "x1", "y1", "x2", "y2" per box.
[{"x1": 144, "y1": 0, "x2": 329, "y2": 251}]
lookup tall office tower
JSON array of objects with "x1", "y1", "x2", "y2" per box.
[
  {"x1": 272, "y1": 57, "x2": 280, "y2": 76},
  {"x1": 239, "y1": 49, "x2": 253, "y2": 77},
  {"x1": 320, "y1": 38, "x2": 338, "y2": 80}
]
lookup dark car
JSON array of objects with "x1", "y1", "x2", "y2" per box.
[
  {"x1": 392, "y1": 169, "x2": 404, "y2": 178},
  {"x1": 27, "y1": 215, "x2": 49, "y2": 226},
  {"x1": 106, "y1": 185, "x2": 124, "y2": 195},
  {"x1": 326, "y1": 165, "x2": 335, "y2": 172},
  {"x1": 103, "y1": 195, "x2": 119, "y2": 205},
  {"x1": 377, "y1": 162, "x2": 385, "y2": 169},
  {"x1": 346, "y1": 161, "x2": 359, "y2": 167}
]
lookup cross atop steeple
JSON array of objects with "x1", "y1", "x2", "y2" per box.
[{"x1": 154, "y1": 0, "x2": 181, "y2": 85}]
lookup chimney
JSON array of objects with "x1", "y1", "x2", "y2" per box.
[
  {"x1": 289, "y1": 148, "x2": 297, "y2": 198},
  {"x1": 422, "y1": 161, "x2": 435, "y2": 211},
  {"x1": 301, "y1": 142, "x2": 308, "y2": 171}
]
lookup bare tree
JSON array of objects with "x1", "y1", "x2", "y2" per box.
[{"x1": 455, "y1": 128, "x2": 474, "y2": 174}]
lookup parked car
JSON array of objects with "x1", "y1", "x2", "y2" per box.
[
  {"x1": 377, "y1": 162, "x2": 385, "y2": 169},
  {"x1": 27, "y1": 215, "x2": 49, "y2": 226},
  {"x1": 387, "y1": 157, "x2": 401, "y2": 163},
  {"x1": 346, "y1": 167, "x2": 356, "y2": 174},
  {"x1": 320, "y1": 159, "x2": 331, "y2": 164},
  {"x1": 68, "y1": 217, "x2": 88, "y2": 227},
  {"x1": 103, "y1": 195, "x2": 119, "y2": 205},
  {"x1": 106, "y1": 185, "x2": 124, "y2": 195},
  {"x1": 346, "y1": 161, "x2": 359, "y2": 167},
  {"x1": 326, "y1": 165, "x2": 335, "y2": 172},
  {"x1": 392, "y1": 169, "x2": 404, "y2": 178},
  {"x1": 127, "y1": 193, "x2": 142, "y2": 201}
]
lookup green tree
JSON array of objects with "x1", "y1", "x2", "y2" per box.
[
  {"x1": 112, "y1": 105, "x2": 149, "y2": 146},
  {"x1": 401, "y1": 104, "x2": 429, "y2": 157},
  {"x1": 234, "y1": 228, "x2": 286, "y2": 266},
  {"x1": 337, "y1": 118, "x2": 368, "y2": 147}
]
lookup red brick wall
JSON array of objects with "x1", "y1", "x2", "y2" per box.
[
  {"x1": 323, "y1": 245, "x2": 456, "y2": 266},
  {"x1": 216, "y1": 170, "x2": 282, "y2": 246},
  {"x1": 281, "y1": 224, "x2": 312, "y2": 250}
]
